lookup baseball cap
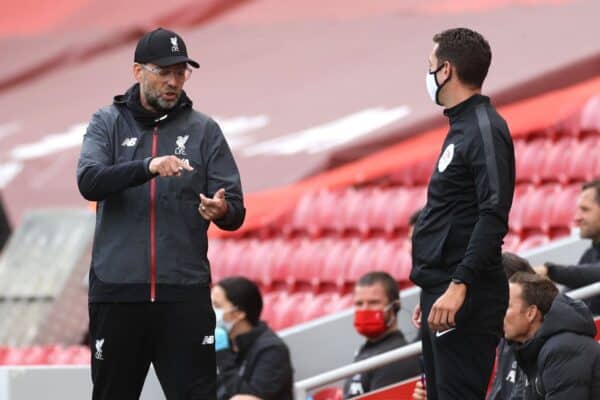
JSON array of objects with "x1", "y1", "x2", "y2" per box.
[{"x1": 134, "y1": 28, "x2": 199, "y2": 68}]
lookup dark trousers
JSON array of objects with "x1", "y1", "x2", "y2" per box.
[
  {"x1": 420, "y1": 278, "x2": 507, "y2": 400},
  {"x1": 89, "y1": 295, "x2": 216, "y2": 400}
]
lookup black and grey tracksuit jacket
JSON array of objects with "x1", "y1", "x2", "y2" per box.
[
  {"x1": 411, "y1": 94, "x2": 515, "y2": 288},
  {"x1": 77, "y1": 84, "x2": 245, "y2": 302},
  {"x1": 411, "y1": 94, "x2": 515, "y2": 334}
]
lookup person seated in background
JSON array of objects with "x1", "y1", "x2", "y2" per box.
[
  {"x1": 212, "y1": 277, "x2": 293, "y2": 400},
  {"x1": 534, "y1": 180, "x2": 600, "y2": 314},
  {"x1": 486, "y1": 252, "x2": 534, "y2": 400},
  {"x1": 344, "y1": 271, "x2": 420, "y2": 399},
  {"x1": 414, "y1": 252, "x2": 534, "y2": 400},
  {"x1": 504, "y1": 272, "x2": 600, "y2": 399}
]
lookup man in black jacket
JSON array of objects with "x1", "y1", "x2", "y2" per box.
[
  {"x1": 535, "y1": 180, "x2": 600, "y2": 314},
  {"x1": 505, "y1": 272, "x2": 600, "y2": 399},
  {"x1": 410, "y1": 27, "x2": 515, "y2": 400},
  {"x1": 344, "y1": 272, "x2": 420, "y2": 398},
  {"x1": 77, "y1": 28, "x2": 245, "y2": 400},
  {"x1": 212, "y1": 277, "x2": 293, "y2": 400}
]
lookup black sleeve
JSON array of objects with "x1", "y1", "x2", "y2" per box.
[
  {"x1": 77, "y1": 110, "x2": 153, "y2": 201},
  {"x1": 205, "y1": 119, "x2": 245, "y2": 231},
  {"x1": 216, "y1": 346, "x2": 292, "y2": 400},
  {"x1": 453, "y1": 112, "x2": 515, "y2": 285},
  {"x1": 367, "y1": 354, "x2": 421, "y2": 391},
  {"x1": 546, "y1": 262, "x2": 600, "y2": 288}
]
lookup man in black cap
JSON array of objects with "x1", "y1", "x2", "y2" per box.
[{"x1": 77, "y1": 27, "x2": 245, "y2": 400}]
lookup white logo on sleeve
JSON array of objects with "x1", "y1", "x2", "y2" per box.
[
  {"x1": 121, "y1": 137, "x2": 137, "y2": 147},
  {"x1": 202, "y1": 335, "x2": 215, "y2": 345},
  {"x1": 438, "y1": 143, "x2": 454, "y2": 173},
  {"x1": 95, "y1": 339, "x2": 105, "y2": 360},
  {"x1": 175, "y1": 135, "x2": 189, "y2": 155},
  {"x1": 170, "y1": 37, "x2": 179, "y2": 53}
]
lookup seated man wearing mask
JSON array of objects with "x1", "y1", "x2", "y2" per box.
[
  {"x1": 344, "y1": 271, "x2": 420, "y2": 399},
  {"x1": 212, "y1": 277, "x2": 293, "y2": 400}
]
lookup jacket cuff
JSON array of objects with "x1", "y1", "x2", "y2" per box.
[
  {"x1": 452, "y1": 266, "x2": 475, "y2": 287},
  {"x1": 143, "y1": 157, "x2": 157, "y2": 178}
]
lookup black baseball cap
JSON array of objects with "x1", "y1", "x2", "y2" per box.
[{"x1": 134, "y1": 28, "x2": 199, "y2": 68}]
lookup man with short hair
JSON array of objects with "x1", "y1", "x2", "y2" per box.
[
  {"x1": 343, "y1": 271, "x2": 420, "y2": 399},
  {"x1": 77, "y1": 28, "x2": 245, "y2": 399},
  {"x1": 410, "y1": 27, "x2": 515, "y2": 399},
  {"x1": 535, "y1": 180, "x2": 600, "y2": 314},
  {"x1": 505, "y1": 272, "x2": 600, "y2": 399}
]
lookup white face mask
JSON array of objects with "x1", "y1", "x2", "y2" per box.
[
  {"x1": 426, "y1": 63, "x2": 448, "y2": 106},
  {"x1": 214, "y1": 307, "x2": 236, "y2": 332}
]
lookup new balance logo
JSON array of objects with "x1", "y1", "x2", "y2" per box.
[
  {"x1": 121, "y1": 137, "x2": 137, "y2": 147},
  {"x1": 95, "y1": 339, "x2": 105, "y2": 360},
  {"x1": 202, "y1": 335, "x2": 215, "y2": 345},
  {"x1": 435, "y1": 328, "x2": 456, "y2": 338}
]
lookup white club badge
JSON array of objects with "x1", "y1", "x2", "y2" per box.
[{"x1": 438, "y1": 143, "x2": 454, "y2": 173}]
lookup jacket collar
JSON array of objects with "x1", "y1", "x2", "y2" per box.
[
  {"x1": 233, "y1": 322, "x2": 267, "y2": 354},
  {"x1": 443, "y1": 94, "x2": 489, "y2": 123},
  {"x1": 113, "y1": 83, "x2": 192, "y2": 128}
]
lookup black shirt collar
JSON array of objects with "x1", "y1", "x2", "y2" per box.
[
  {"x1": 233, "y1": 322, "x2": 267, "y2": 354},
  {"x1": 443, "y1": 94, "x2": 490, "y2": 123}
]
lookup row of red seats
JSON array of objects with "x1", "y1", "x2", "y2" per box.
[
  {"x1": 0, "y1": 345, "x2": 90, "y2": 365},
  {"x1": 279, "y1": 187, "x2": 426, "y2": 238},
  {"x1": 267, "y1": 181, "x2": 578, "y2": 240},
  {"x1": 211, "y1": 230, "x2": 562, "y2": 297},
  {"x1": 510, "y1": 183, "x2": 578, "y2": 235},
  {"x1": 262, "y1": 291, "x2": 353, "y2": 331},
  {"x1": 515, "y1": 136, "x2": 600, "y2": 185},
  {"x1": 210, "y1": 238, "x2": 412, "y2": 294}
]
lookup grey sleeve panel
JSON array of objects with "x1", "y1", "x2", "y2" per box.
[{"x1": 453, "y1": 105, "x2": 514, "y2": 284}]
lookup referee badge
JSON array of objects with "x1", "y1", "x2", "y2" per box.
[{"x1": 438, "y1": 143, "x2": 454, "y2": 173}]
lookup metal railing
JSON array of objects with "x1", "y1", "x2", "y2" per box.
[{"x1": 294, "y1": 281, "x2": 600, "y2": 399}]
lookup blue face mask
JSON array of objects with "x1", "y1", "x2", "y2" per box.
[
  {"x1": 214, "y1": 307, "x2": 236, "y2": 332},
  {"x1": 426, "y1": 62, "x2": 449, "y2": 106}
]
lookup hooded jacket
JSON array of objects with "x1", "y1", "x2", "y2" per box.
[
  {"x1": 216, "y1": 322, "x2": 293, "y2": 400},
  {"x1": 513, "y1": 294, "x2": 600, "y2": 400},
  {"x1": 77, "y1": 84, "x2": 245, "y2": 302}
]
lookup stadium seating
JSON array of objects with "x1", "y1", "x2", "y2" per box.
[
  {"x1": 209, "y1": 120, "x2": 600, "y2": 332},
  {"x1": 0, "y1": 345, "x2": 90, "y2": 366}
]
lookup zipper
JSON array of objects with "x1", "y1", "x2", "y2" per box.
[{"x1": 150, "y1": 127, "x2": 158, "y2": 302}]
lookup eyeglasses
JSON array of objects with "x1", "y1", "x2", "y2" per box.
[{"x1": 138, "y1": 63, "x2": 192, "y2": 81}]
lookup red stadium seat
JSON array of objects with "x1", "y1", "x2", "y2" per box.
[
  {"x1": 508, "y1": 184, "x2": 533, "y2": 234},
  {"x1": 320, "y1": 240, "x2": 357, "y2": 294},
  {"x1": 313, "y1": 386, "x2": 343, "y2": 400},
  {"x1": 540, "y1": 138, "x2": 577, "y2": 184},
  {"x1": 502, "y1": 233, "x2": 521, "y2": 253},
  {"x1": 547, "y1": 184, "x2": 579, "y2": 236},
  {"x1": 515, "y1": 138, "x2": 550, "y2": 184},
  {"x1": 566, "y1": 136, "x2": 600, "y2": 183},
  {"x1": 335, "y1": 188, "x2": 368, "y2": 235},
  {"x1": 517, "y1": 234, "x2": 551, "y2": 252},
  {"x1": 287, "y1": 190, "x2": 340, "y2": 237},
  {"x1": 261, "y1": 239, "x2": 296, "y2": 292},
  {"x1": 520, "y1": 185, "x2": 556, "y2": 234}
]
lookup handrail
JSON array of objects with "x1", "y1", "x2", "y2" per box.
[{"x1": 294, "y1": 280, "x2": 600, "y2": 399}]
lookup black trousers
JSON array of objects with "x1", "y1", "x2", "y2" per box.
[
  {"x1": 420, "y1": 277, "x2": 507, "y2": 400},
  {"x1": 89, "y1": 294, "x2": 216, "y2": 400}
]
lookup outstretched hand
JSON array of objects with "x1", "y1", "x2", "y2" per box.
[{"x1": 199, "y1": 188, "x2": 228, "y2": 221}]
